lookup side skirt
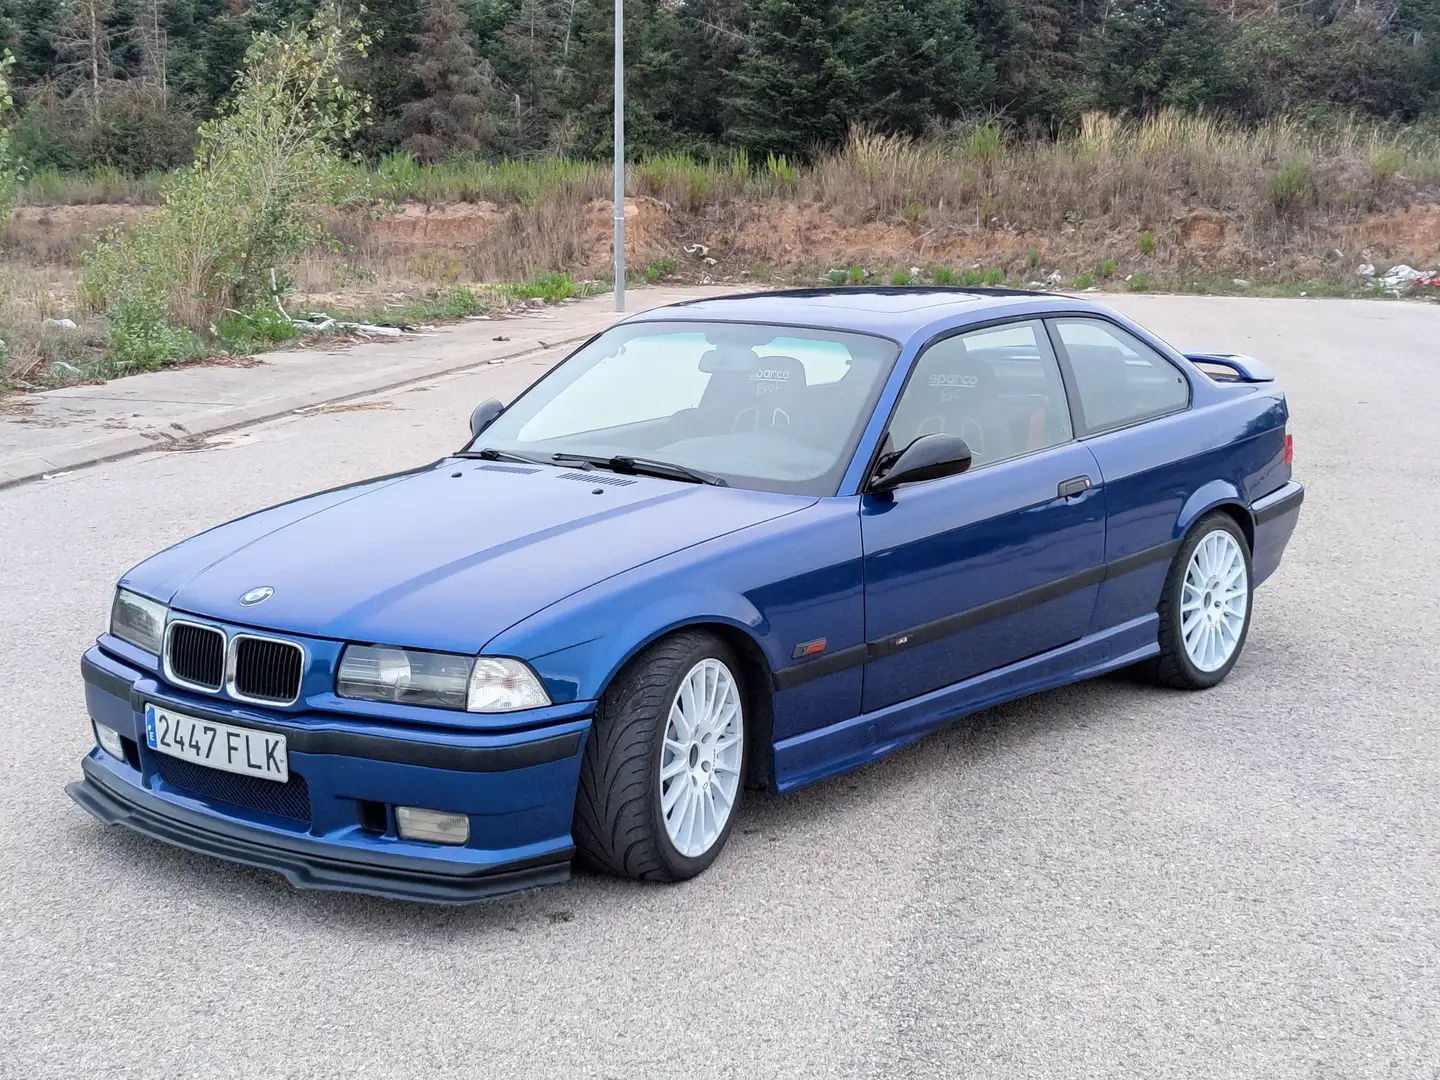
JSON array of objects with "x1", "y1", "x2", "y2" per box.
[{"x1": 771, "y1": 614, "x2": 1160, "y2": 793}]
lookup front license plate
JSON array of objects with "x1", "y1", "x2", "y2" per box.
[{"x1": 145, "y1": 705, "x2": 289, "y2": 783}]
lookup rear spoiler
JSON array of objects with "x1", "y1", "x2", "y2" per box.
[{"x1": 1184, "y1": 353, "x2": 1276, "y2": 383}]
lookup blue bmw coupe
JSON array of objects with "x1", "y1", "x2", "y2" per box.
[{"x1": 68, "y1": 288, "x2": 1303, "y2": 902}]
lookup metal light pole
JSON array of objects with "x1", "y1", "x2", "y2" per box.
[{"x1": 612, "y1": 0, "x2": 625, "y2": 311}]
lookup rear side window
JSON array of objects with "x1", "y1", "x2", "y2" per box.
[{"x1": 1051, "y1": 318, "x2": 1189, "y2": 434}]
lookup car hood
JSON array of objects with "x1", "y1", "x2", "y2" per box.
[{"x1": 123, "y1": 460, "x2": 813, "y2": 654}]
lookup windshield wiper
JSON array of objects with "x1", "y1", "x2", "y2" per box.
[
  {"x1": 551, "y1": 453, "x2": 729, "y2": 487},
  {"x1": 461, "y1": 447, "x2": 556, "y2": 467}
]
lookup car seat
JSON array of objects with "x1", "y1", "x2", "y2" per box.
[
  {"x1": 697, "y1": 353, "x2": 809, "y2": 434},
  {"x1": 891, "y1": 350, "x2": 1013, "y2": 466}
]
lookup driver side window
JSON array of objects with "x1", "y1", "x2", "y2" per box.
[{"x1": 886, "y1": 320, "x2": 1073, "y2": 470}]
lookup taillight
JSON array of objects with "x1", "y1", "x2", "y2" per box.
[{"x1": 1283, "y1": 433, "x2": 1294, "y2": 466}]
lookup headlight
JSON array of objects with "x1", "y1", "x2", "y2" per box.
[
  {"x1": 110, "y1": 589, "x2": 167, "y2": 655},
  {"x1": 336, "y1": 646, "x2": 550, "y2": 713}
]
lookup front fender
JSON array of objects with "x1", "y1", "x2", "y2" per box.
[
  {"x1": 1176, "y1": 479, "x2": 1251, "y2": 540},
  {"x1": 510, "y1": 589, "x2": 771, "y2": 705}
]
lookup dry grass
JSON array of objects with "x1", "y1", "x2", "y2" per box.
[{"x1": 5, "y1": 112, "x2": 1440, "y2": 390}]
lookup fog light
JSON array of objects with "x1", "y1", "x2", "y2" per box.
[
  {"x1": 95, "y1": 722, "x2": 125, "y2": 761},
  {"x1": 395, "y1": 806, "x2": 470, "y2": 846}
]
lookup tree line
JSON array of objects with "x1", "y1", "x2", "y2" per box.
[{"x1": 2, "y1": 0, "x2": 1438, "y2": 174}]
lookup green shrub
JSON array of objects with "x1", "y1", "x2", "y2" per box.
[
  {"x1": 1074, "y1": 272, "x2": 1095, "y2": 290},
  {"x1": 1371, "y1": 147, "x2": 1404, "y2": 186},
  {"x1": 826, "y1": 268, "x2": 848, "y2": 284},
  {"x1": 214, "y1": 306, "x2": 299, "y2": 349},
  {"x1": 643, "y1": 258, "x2": 680, "y2": 283},
  {"x1": 1138, "y1": 231, "x2": 1157, "y2": 256},
  {"x1": 0, "y1": 51, "x2": 18, "y2": 221},
  {"x1": 1129, "y1": 272, "x2": 1152, "y2": 292},
  {"x1": 1268, "y1": 157, "x2": 1314, "y2": 219},
  {"x1": 514, "y1": 272, "x2": 575, "y2": 302},
  {"x1": 1028, "y1": 249, "x2": 1041, "y2": 268},
  {"x1": 965, "y1": 123, "x2": 1003, "y2": 165},
  {"x1": 983, "y1": 268, "x2": 1005, "y2": 286},
  {"x1": 1099, "y1": 258, "x2": 1117, "y2": 278},
  {"x1": 846, "y1": 264, "x2": 865, "y2": 284},
  {"x1": 765, "y1": 152, "x2": 796, "y2": 184},
  {"x1": 107, "y1": 297, "x2": 196, "y2": 370},
  {"x1": 889, "y1": 269, "x2": 913, "y2": 285},
  {"x1": 83, "y1": 13, "x2": 371, "y2": 332},
  {"x1": 902, "y1": 200, "x2": 925, "y2": 225},
  {"x1": 930, "y1": 266, "x2": 958, "y2": 285},
  {"x1": 960, "y1": 268, "x2": 985, "y2": 286},
  {"x1": 748, "y1": 263, "x2": 772, "y2": 281}
]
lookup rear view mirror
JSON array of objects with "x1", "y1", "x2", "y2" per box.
[
  {"x1": 869, "y1": 433, "x2": 972, "y2": 492},
  {"x1": 469, "y1": 398, "x2": 505, "y2": 439}
]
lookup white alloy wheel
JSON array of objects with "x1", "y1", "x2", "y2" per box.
[
  {"x1": 1180, "y1": 529, "x2": 1250, "y2": 673},
  {"x1": 659, "y1": 658, "x2": 744, "y2": 858}
]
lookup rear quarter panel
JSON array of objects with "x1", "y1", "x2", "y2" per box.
[{"x1": 1088, "y1": 381, "x2": 1290, "y2": 631}]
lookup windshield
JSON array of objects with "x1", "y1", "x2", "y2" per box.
[{"x1": 468, "y1": 320, "x2": 901, "y2": 495}]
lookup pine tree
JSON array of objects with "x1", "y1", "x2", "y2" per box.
[
  {"x1": 393, "y1": 0, "x2": 499, "y2": 161},
  {"x1": 1082, "y1": 0, "x2": 1230, "y2": 113},
  {"x1": 839, "y1": 0, "x2": 993, "y2": 135},
  {"x1": 729, "y1": 0, "x2": 851, "y2": 158}
]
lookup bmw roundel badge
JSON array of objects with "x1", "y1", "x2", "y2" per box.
[{"x1": 239, "y1": 586, "x2": 274, "y2": 606}]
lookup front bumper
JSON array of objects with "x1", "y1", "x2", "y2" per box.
[{"x1": 69, "y1": 646, "x2": 592, "y2": 904}]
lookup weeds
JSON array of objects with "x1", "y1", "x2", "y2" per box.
[
  {"x1": 1267, "y1": 157, "x2": 1315, "y2": 219},
  {"x1": 514, "y1": 271, "x2": 576, "y2": 301},
  {"x1": 1074, "y1": 272, "x2": 1095, "y2": 290},
  {"x1": 1138, "y1": 231, "x2": 1157, "y2": 256},
  {"x1": 1128, "y1": 272, "x2": 1152, "y2": 292},
  {"x1": 642, "y1": 258, "x2": 680, "y2": 283},
  {"x1": 889, "y1": 269, "x2": 913, "y2": 285},
  {"x1": 982, "y1": 268, "x2": 1005, "y2": 286},
  {"x1": 930, "y1": 266, "x2": 958, "y2": 285},
  {"x1": 1100, "y1": 258, "x2": 1117, "y2": 278}
]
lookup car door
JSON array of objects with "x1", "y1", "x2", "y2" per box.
[
  {"x1": 860, "y1": 319, "x2": 1107, "y2": 714},
  {"x1": 1044, "y1": 316, "x2": 1193, "y2": 634}
]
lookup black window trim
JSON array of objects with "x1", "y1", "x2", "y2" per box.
[
  {"x1": 1043, "y1": 315, "x2": 1193, "y2": 439},
  {"x1": 860, "y1": 314, "x2": 1079, "y2": 490}
]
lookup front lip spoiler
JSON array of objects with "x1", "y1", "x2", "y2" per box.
[{"x1": 66, "y1": 758, "x2": 572, "y2": 905}]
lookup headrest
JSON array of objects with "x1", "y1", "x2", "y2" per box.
[
  {"x1": 747, "y1": 355, "x2": 806, "y2": 389},
  {"x1": 922, "y1": 352, "x2": 992, "y2": 397}
]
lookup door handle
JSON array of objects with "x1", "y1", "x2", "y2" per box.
[{"x1": 1058, "y1": 475, "x2": 1093, "y2": 498}]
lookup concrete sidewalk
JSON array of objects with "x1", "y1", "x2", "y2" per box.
[{"x1": 0, "y1": 285, "x2": 733, "y2": 488}]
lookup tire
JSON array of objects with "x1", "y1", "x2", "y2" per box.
[
  {"x1": 1146, "y1": 512, "x2": 1254, "y2": 690},
  {"x1": 574, "y1": 630, "x2": 746, "y2": 882}
]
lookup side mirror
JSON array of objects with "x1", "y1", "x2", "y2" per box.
[
  {"x1": 869, "y1": 433, "x2": 973, "y2": 492},
  {"x1": 469, "y1": 398, "x2": 505, "y2": 439}
]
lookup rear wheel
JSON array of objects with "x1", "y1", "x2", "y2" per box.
[
  {"x1": 1147, "y1": 513, "x2": 1253, "y2": 689},
  {"x1": 574, "y1": 631, "x2": 745, "y2": 881}
]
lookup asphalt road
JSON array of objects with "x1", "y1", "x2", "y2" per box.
[{"x1": 3, "y1": 295, "x2": 1437, "y2": 1079}]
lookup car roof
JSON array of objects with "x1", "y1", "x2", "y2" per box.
[{"x1": 624, "y1": 287, "x2": 1099, "y2": 340}]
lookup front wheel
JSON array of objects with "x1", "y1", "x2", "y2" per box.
[
  {"x1": 1147, "y1": 513, "x2": 1254, "y2": 689},
  {"x1": 574, "y1": 630, "x2": 746, "y2": 882}
]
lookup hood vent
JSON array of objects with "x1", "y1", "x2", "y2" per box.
[
  {"x1": 476, "y1": 463, "x2": 542, "y2": 475},
  {"x1": 558, "y1": 471, "x2": 636, "y2": 487}
]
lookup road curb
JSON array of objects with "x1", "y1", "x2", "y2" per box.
[{"x1": 0, "y1": 328, "x2": 596, "y2": 492}]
